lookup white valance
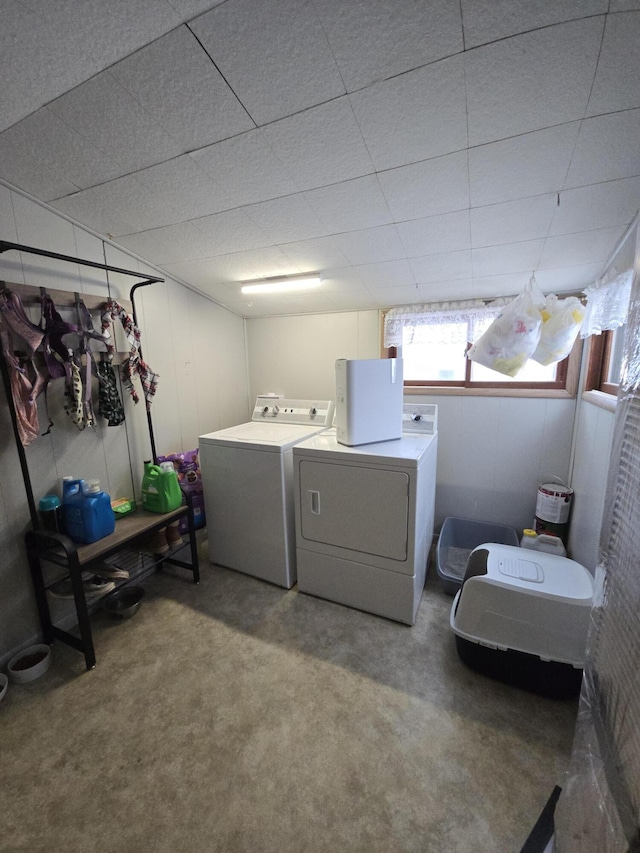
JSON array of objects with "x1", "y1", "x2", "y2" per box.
[
  {"x1": 581, "y1": 268, "x2": 633, "y2": 338},
  {"x1": 383, "y1": 298, "x2": 508, "y2": 348}
]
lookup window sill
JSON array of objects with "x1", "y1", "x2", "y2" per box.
[
  {"x1": 581, "y1": 390, "x2": 617, "y2": 413},
  {"x1": 403, "y1": 386, "x2": 575, "y2": 399}
]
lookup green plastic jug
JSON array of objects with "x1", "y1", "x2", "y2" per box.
[{"x1": 141, "y1": 461, "x2": 182, "y2": 513}]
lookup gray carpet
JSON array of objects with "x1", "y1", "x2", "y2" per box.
[{"x1": 1, "y1": 541, "x2": 577, "y2": 852}]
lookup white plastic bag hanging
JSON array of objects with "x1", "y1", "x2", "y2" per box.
[
  {"x1": 530, "y1": 294, "x2": 585, "y2": 366},
  {"x1": 467, "y1": 278, "x2": 544, "y2": 377}
]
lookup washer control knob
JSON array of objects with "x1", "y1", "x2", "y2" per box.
[
  {"x1": 273, "y1": 405, "x2": 280, "y2": 415},
  {"x1": 262, "y1": 406, "x2": 269, "y2": 415},
  {"x1": 309, "y1": 407, "x2": 317, "y2": 417},
  {"x1": 411, "y1": 413, "x2": 422, "y2": 422}
]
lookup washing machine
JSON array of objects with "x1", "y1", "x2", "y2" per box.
[
  {"x1": 199, "y1": 397, "x2": 334, "y2": 588},
  {"x1": 292, "y1": 405, "x2": 438, "y2": 625}
]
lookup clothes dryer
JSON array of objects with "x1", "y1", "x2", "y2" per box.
[
  {"x1": 199, "y1": 398, "x2": 334, "y2": 588},
  {"x1": 292, "y1": 405, "x2": 437, "y2": 624}
]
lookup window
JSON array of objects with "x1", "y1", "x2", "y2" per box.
[
  {"x1": 584, "y1": 325, "x2": 626, "y2": 397},
  {"x1": 385, "y1": 309, "x2": 576, "y2": 394}
]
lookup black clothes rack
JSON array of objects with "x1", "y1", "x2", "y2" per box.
[{"x1": 0, "y1": 240, "x2": 164, "y2": 529}]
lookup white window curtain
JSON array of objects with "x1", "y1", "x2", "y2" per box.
[
  {"x1": 383, "y1": 298, "x2": 508, "y2": 349},
  {"x1": 581, "y1": 268, "x2": 633, "y2": 338}
]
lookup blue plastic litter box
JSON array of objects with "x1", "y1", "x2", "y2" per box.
[{"x1": 436, "y1": 516, "x2": 519, "y2": 594}]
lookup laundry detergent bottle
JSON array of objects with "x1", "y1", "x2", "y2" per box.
[
  {"x1": 141, "y1": 461, "x2": 182, "y2": 513},
  {"x1": 64, "y1": 478, "x2": 115, "y2": 544}
]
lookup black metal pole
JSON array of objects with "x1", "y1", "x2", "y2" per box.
[{"x1": 130, "y1": 279, "x2": 159, "y2": 464}]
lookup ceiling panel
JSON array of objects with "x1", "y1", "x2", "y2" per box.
[
  {"x1": 115, "y1": 222, "x2": 217, "y2": 265},
  {"x1": 333, "y1": 225, "x2": 406, "y2": 266},
  {"x1": 0, "y1": 136, "x2": 79, "y2": 201},
  {"x1": 261, "y1": 98, "x2": 375, "y2": 191},
  {"x1": 564, "y1": 110, "x2": 640, "y2": 189},
  {"x1": 461, "y1": 0, "x2": 607, "y2": 48},
  {"x1": 243, "y1": 194, "x2": 329, "y2": 245},
  {"x1": 472, "y1": 240, "x2": 545, "y2": 278},
  {"x1": 191, "y1": 0, "x2": 344, "y2": 125},
  {"x1": 355, "y1": 259, "x2": 416, "y2": 289},
  {"x1": 304, "y1": 176, "x2": 393, "y2": 233},
  {"x1": 549, "y1": 178, "x2": 640, "y2": 236},
  {"x1": 377, "y1": 151, "x2": 470, "y2": 221},
  {"x1": 538, "y1": 227, "x2": 624, "y2": 269},
  {"x1": 349, "y1": 55, "x2": 467, "y2": 171},
  {"x1": 110, "y1": 26, "x2": 255, "y2": 151},
  {"x1": 468, "y1": 123, "x2": 580, "y2": 207},
  {"x1": 470, "y1": 195, "x2": 557, "y2": 248},
  {"x1": 586, "y1": 12, "x2": 640, "y2": 115},
  {"x1": 465, "y1": 17, "x2": 604, "y2": 146},
  {"x1": 410, "y1": 249, "x2": 473, "y2": 283},
  {"x1": 279, "y1": 237, "x2": 350, "y2": 271},
  {"x1": 191, "y1": 129, "x2": 299, "y2": 208},
  {"x1": 132, "y1": 156, "x2": 231, "y2": 221},
  {"x1": 316, "y1": 0, "x2": 463, "y2": 91},
  {"x1": 396, "y1": 210, "x2": 471, "y2": 257}
]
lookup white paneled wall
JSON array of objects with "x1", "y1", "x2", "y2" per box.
[
  {"x1": 568, "y1": 399, "x2": 615, "y2": 570},
  {"x1": 0, "y1": 184, "x2": 249, "y2": 661}
]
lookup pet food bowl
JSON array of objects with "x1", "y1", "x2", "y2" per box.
[
  {"x1": 103, "y1": 586, "x2": 145, "y2": 619},
  {"x1": 7, "y1": 644, "x2": 52, "y2": 684},
  {"x1": 0, "y1": 673, "x2": 8, "y2": 701}
]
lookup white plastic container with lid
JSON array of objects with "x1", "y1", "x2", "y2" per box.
[{"x1": 520, "y1": 528, "x2": 566, "y2": 557}]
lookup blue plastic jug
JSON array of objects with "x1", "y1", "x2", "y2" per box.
[{"x1": 64, "y1": 479, "x2": 115, "y2": 544}]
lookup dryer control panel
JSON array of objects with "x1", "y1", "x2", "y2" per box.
[
  {"x1": 402, "y1": 403, "x2": 438, "y2": 435},
  {"x1": 252, "y1": 398, "x2": 334, "y2": 426}
]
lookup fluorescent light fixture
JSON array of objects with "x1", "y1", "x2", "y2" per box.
[{"x1": 240, "y1": 275, "x2": 321, "y2": 295}]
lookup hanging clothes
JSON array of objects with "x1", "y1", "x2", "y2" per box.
[
  {"x1": 103, "y1": 300, "x2": 159, "y2": 409},
  {"x1": 0, "y1": 327, "x2": 40, "y2": 447},
  {"x1": 96, "y1": 355, "x2": 125, "y2": 426}
]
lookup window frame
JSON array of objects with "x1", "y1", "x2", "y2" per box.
[
  {"x1": 584, "y1": 329, "x2": 621, "y2": 397},
  {"x1": 382, "y1": 322, "x2": 582, "y2": 398}
]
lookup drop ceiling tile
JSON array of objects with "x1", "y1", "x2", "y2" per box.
[
  {"x1": 609, "y1": 0, "x2": 640, "y2": 8},
  {"x1": 365, "y1": 284, "x2": 425, "y2": 306},
  {"x1": 472, "y1": 240, "x2": 545, "y2": 277},
  {"x1": 280, "y1": 237, "x2": 349, "y2": 270},
  {"x1": 115, "y1": 222, "x2": 219, "y2": 265},
  {"x1": 191, "y1": 0, "x2": 344, "y2": 125},
  {"x1": 163, "y1": 247, "x2": 299, "y2": 290},
  {"x1": 461, "y1": 0, "x2": 607, "y2": 48},
  {"x1": 316, "y1": 0, "x2": 462, "y2": 91},
  {"x1": 50, "y1": 175, "x2": 179, "y2": 236},
  {"x1": 0, "y1": 137, "x2": 78, "y2": 201},
  {"x1": 410, "y1": 250, "x2": 473, "y2": 283},
  {"x1": 549, "y1": 177, "x2": 640, "y2": 235},
  {"x1": 261, "y1": 98, "x2": 374, "y2": 191},
  {"x1": 48, "y1": 72, "x2": 183, "y2": 174},
  {"x1": 244, "y1": 194, "x2": 329, "y2": 245},
  {"x1": 0, "y1": 75, "x2": 40, "y2": 133},
  {"x1": 333, "y1": 225, "x2": 405, "y2": 266},
  {"x1": 396, "y1": 210, "x2": 471, "y2": 257},
  {"x1": 468, "y1": 123, "x2": 580, "y2": 207},
  {"x1": 21, "y1": 0, "x2": 182, "y2": 68},
  {"x1": 133, "y1": 155, "x2": 230, "y2": 220},
  {"x1": 304, "y1": 176, "x2": 392, "y2": 233},
  {"x1": 587, "y1": 12, "x2": 640, "y2": 115},
  {"x1": 326, "y1": 290, "x2": 378, "y2": 310},
  {"x1": 418, "y1": 278, "x2": 479, "y2": 302},
  {"x1": 465, "y1": 17, "x2": 603, "y2": 146},
  {"x1": 349, "y1": 55, "x2": 467, "y2": 171},
  {"x1": 565, "y1": 110, "x2": 640, "y2": 189},
  {"x1": 192, "y1": 129, "x2": 299, "y2": 207},
  {"x1": 355, "y1": 260, "x2": 416, "y2": 289},
  {"x1": 534, "y1": 264, "x2": 603, "y2": 292},
  {"x1": 110, "y1": 26, "x2": 255, "y2": 151},
  {"x1": 471, "y1": 195, "x2": 557, "y2": 248},
  {"x1": 539, "y1": 227, "x2": 622, "y2": 269},
  {"x1": 192, "y1": 208, "x2": 271, "y2": 254},
  {"x1": 0, "y1": 1, "x2": 104, "y2": 123},
  {"x1": 0, "y1": 107, "x2": 127, "y2": 189},
  {"x1": 473, "y1": 273, "x2": 531, "y2": 299},
  {"x1": 317, "y1": 267, "x2": 366, "y2": 292},
  {"x1": 378, "y1": 151, "x2": 470, "y2": 221}
]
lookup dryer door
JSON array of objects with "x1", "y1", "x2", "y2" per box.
[{"x1": 298, "y1": 460, "x2": 409, "y2": 561}]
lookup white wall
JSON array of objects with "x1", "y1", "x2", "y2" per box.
[
  {"x1": 0, "y1": 184, "x2": 249, "y2": 661},
  {"x1": 568, "y1": 398, "x2": 616, "y2": 570}
]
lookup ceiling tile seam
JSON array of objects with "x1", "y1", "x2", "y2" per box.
[
  {"x1": 184, "y1": 21, "x2": 257, "y2": 128},
  {"x1": 459, "y1": 12, "x2": 609, "y2": 54},
  {"x1": 0, "y1": 128, "x2": 84, "y2": 198},
  {"x1": 308, "y1": 0, "x2": 349, "y2": 95}
]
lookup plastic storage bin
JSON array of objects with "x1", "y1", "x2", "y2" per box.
[
  {"x1": 436, "y1": 516, "x2": 519, "y2": 594},
  {"x1": 450, "y1": 543, "x2": 594, "y2": 699}
]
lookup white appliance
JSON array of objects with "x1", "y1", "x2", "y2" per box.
[
  {"x1": 292, "y1": 404, "x2": 437, "y2": 625},
  {"x1": 335, "y1": 357, "x2": 403, "y2": 446},
  {"x1": 199, "y1": 398, "x2": 334, "y2": 588}
]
